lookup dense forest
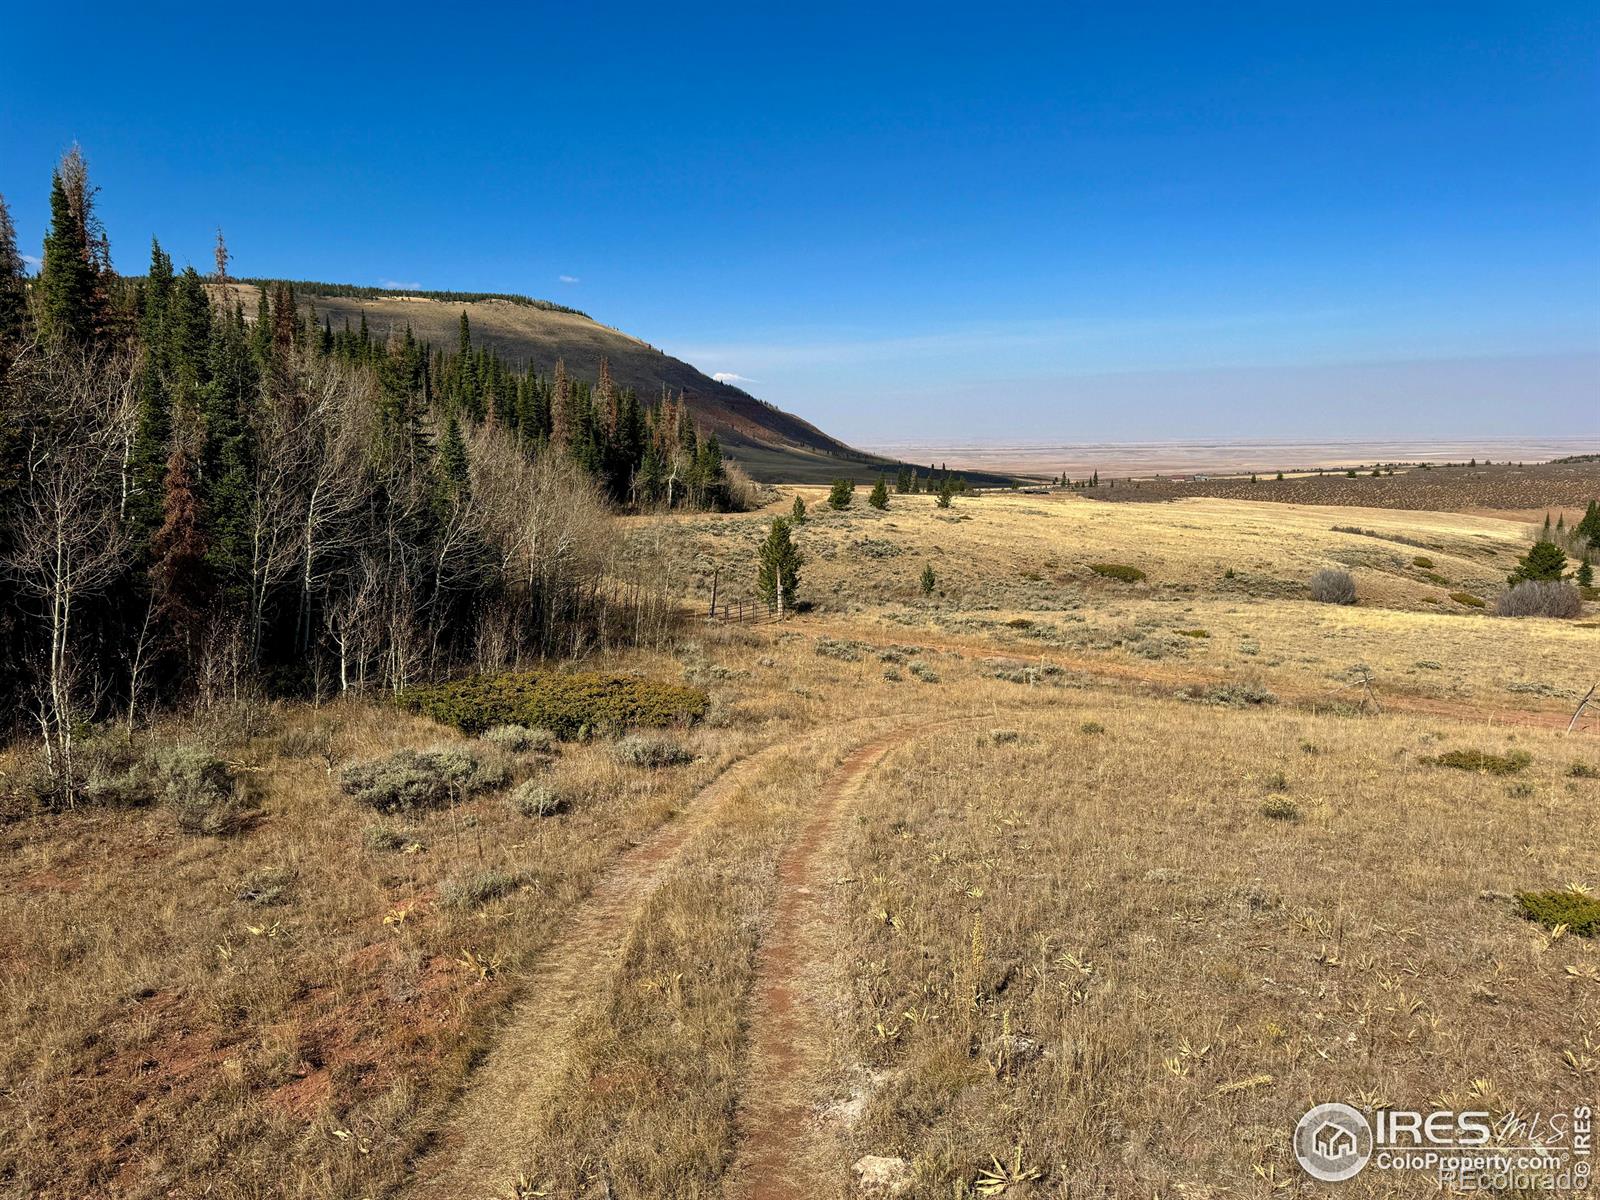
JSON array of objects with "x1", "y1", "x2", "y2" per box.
[{"x1": 0, "y1": 148, "x2": 732, "y2": 797}]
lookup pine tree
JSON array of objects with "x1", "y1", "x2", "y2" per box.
[
  {"x1": 1575, "y1": 499, "x2": 1600, "y2": 543},
  {"x1": 920, "y1": 563, "x2": 936, "y2": 596},
  {"x1": 1509, "y1": 541, "x2": 1568, "y2": 585},
  {"x1": 201, "y1": 307, "x2": 259, "y2": 597},
  {"x1": 128, "y1": 239, "x2": 175, "y2": 545},
  {"x1": 695, "y1": 432, "x2": 725, "y2": 509},
  {"x1": 1577, "y1": 558, "x2": 1594, "y2": 589},
  {"x1": 39, "y1": 147, "x2": 108, "y2": 346},
  {"x1": 250, "y1": 288, "x2": 273, "y2": 364},
  {"x1": 827, "y1": 478, "x2": 854, "y2": 510},
  {"x1": 791, "y1": 494, "x2": 807, "y2": 522},
  {"x1": 869, "y1": 476, "x2": 889, "y2": 509},
  {"x1": 756, "y1": 517, "x2": 802, "y2": 616},
  {"x1": 438, "y1": 414, "x2": 470, "y2": 497},
  {"x1": 0, "y1": 191, "x2": 27, "y2": 352},
  {"x1": 165, "y1": 268, "x2": 213, "y2": 420},
  {"x1": 935, "y1": 477, "x2": 955, "y2": 508}
]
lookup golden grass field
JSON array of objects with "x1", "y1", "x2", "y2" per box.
[{"x1": 2, "y1": 487, "x2": 1596, "y2": 1198}]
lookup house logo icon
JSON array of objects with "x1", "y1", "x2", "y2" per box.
[{"x1": 1294, "y1": 1102, "x2": 1373, "y2": 1182}]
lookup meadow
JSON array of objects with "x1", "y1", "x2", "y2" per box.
[{"x1": 2, "y1": 482, "x2": 1596, "y2": 1199}]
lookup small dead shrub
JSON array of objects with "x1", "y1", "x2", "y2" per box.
[
  {"x1": 1309, "y1": 568, "x2": 1358, "y2": 605},
  {"x1": 1495, "y1": 580, "x2": 1583, "y2": 619}
]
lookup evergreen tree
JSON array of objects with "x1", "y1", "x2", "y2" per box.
[
  {"x1": 869, "y1": 476, "x2": 889, "y2": 509},
  {"x1": 0, "y1": 192, "x2": 27, "y2": 352},
  {"x1": 791, "y1": 494, "x2": 806, "y2": 523},
  {"x1": 920, "y1": 563, "x2": 936, "y2": 596},
  {"x1": 438, "y1": 414, "x2": 470, "y2": 497},
  {"x1": 201, "y1": 307, "x2": 259, "y2": 596},
  {"x1": 756, "y1": 517, "x2": 802, "y2": 615},
  {"x1": 128, "y1": 239, "x2": 175, "y2": 546},
  {"x1": 376, "y1": 330, "x2": 429, "y2": 466},
  {"x1": 250, "y1": 288, "x2": 273, "y2": 364},
  {"x1": 1577, "y1": 558, "x2": 1593, "y2": 589},
  {"x1": 935, "y1": 477, "x2": 955, "y2": 508},
  {"x1": 165, "y1": 268, "x2": 213, "y2": 419},
  {"x1": 1509, "y1": 541, "x2": 1568, "y2": 585},
  {"x1": 1577, "y1": 500, "x2": 1600, "y2": 543},
  {"x1": 38, "y1": 147, "x2": 108, "y2": 346},
  {"x1": 694, "y1": 432, "x2": 725, "y2": 509},
  {"x1": 827, "y1": 478, "x2": 854, "y2": 510}
]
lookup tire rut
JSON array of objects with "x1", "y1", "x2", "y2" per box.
[
  {"x1": 723, "y1": 716, "x2": 976, "y2": 1200},
  {"x1": 399, "y1": 716, "x2": 916, "y2": 1200}
]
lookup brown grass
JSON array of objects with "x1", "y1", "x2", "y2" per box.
[
  {"x1": 2, "y1": 486, "x2": 1596, "y2": 1199},
  {"x1": 824, "y1": 701, "x2": 1599, "y2": 1195}
]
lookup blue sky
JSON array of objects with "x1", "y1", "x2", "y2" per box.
[{"x1": 2, "y1": 2, "x2": 1595, "y2": 445}]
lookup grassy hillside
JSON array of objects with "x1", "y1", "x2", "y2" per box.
[
  {"x1": 236, "y1": 282, "x2": 1014, "y2": 485},
  {"x1": 5, "y1": 488, "x2": 1594, "y2": 1198}
]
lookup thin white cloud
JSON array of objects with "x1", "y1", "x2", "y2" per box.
[
  {"x1": 558, "y1": 274, "x2": 580, "y2": 284},
  {"x1": 21, "y1": 254, "x2": 41, "y2": 268},
  {"x1": 379, "y1": 278, "x2": 421, "y2": 291},
  {"x1": 712, "y1": 371, "x2": 757, "y2": 386}
]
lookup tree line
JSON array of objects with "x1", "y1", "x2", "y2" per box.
[{"x1": 0, "y1": 148, "x2": 722, "y2": 797}]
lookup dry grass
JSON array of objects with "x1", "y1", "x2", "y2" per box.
[
  {"x1": 0, "y1": 680, "x2": 764, "y2": 1199},
  {"x1": 825, "y1": 699, "x2": 1599, "y2": 1195},
  {"x1": 2, "y1": 486, "x2": 1596, "y2": 1199},
  {"x1": 639, "y1": 489, "x2": 1596, "y2": 707}
]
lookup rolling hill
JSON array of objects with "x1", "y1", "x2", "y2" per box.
[{"x1": 237, "y1": 282, "x2": 1014, "y2": 485}]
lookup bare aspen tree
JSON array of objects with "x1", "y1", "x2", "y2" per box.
[{"x1": 2, "y1": 345, "x2": 134, "y2": 800}]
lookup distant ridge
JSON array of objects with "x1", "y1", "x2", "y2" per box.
[
  {"x1": 238, "y1": 279, "x2": 589, "y2": 317},
  {"x1": 240, "y1": 281, "x2": 1018, "y2": 486}
]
